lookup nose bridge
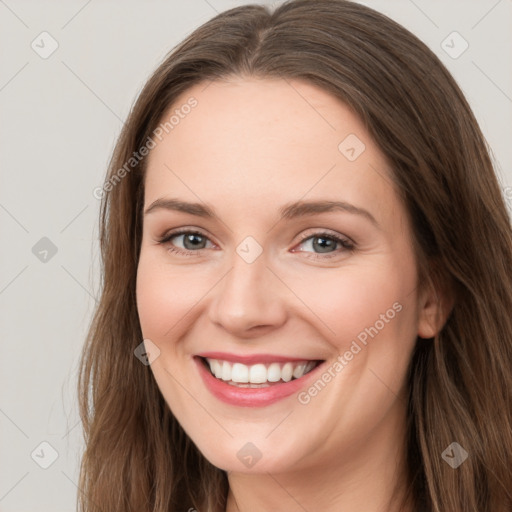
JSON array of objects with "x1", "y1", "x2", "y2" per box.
[{"x1": 208, "y1": 246, "x2": 287, "y2": 335}]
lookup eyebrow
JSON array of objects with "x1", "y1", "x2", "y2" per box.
[{"x1": 144, "y1": 197, "x2": 379, "y2": 227}]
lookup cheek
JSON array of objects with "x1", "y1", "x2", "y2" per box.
[
  {"x1": 136, "y1": 254, "x2": 205, "y2": 339},
  {"x1": 280, "y1": 258, "x2": 417, "y2": 352},
  {"x1": 135, "y1": 254, "x2": 203, "y2": 410}
]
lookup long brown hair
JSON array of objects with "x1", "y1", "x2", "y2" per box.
[{"x1": 78, "y1": 1, "x2": 512, "y2": 510}]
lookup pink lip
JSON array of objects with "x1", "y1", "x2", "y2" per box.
[
  {"x1": 196, "y1": 351, "x2": 317, "y2": 365},
  {"x1": 194, "y1": 356, "x2": 325, "y2": 408}
]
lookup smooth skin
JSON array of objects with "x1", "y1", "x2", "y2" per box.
[{"x1": 136, "y1": 77, "x2": 445, "y2": 512}]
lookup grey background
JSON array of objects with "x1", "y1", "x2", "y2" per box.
[{"x1": 0, "y1": 0, "x2": 510, "y2": 510}]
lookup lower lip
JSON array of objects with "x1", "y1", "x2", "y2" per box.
[{"x1": 194, "y1": 357, "x2": 325, "y2": 407}]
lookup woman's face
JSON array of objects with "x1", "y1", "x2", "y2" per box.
[{"x1": 136, "y1": 77, "x2": 435, "y2": 475}]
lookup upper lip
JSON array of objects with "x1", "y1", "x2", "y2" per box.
[{"x1": 196, "y1": 351, "x2": 323, "y2": 365}]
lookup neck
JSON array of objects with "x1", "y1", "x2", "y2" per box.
[{"x1": 225, "y1": 398, "x2": 414, "y2": 512}]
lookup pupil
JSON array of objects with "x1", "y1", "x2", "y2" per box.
[
  {"x1": 313, "y1": 237, "x2": 335, "y2": 253},
  {"x1": 184, "y1": 234, "x2": 205, "y2": 250}
]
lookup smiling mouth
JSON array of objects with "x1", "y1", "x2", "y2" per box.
[{"x1": 198, "y1": 356, "x2": 323, "y2": 388}]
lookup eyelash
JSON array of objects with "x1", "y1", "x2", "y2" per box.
[{"x1": 157, "y1": 228, "x2": 355, "y2": 260}]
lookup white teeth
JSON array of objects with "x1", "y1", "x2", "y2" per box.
[
  {"x1": 221, "y1": 361, "x2": 231, "y2": 381},
  {"x1": 249, "y1": 364, "x2": 267, "y2": 384},
  {"x1": 281, "y1": 362, "x2": 293, "y2": 382},
  {"x1": 231, "y1": 363, "x2": 249, "y2": 383},
  {"x1": 303, "y1": 361, "x2": 317, "y2": 374},
  {"x1": 211, "y1": 359, "x2": 223, "y2": 378},
  {"x1": 292, "y1": 363, "x2": 306, "y2": 378},
  {"x1": 205, "y1": 358, "x2": 318, "y2": 384},
  {"x1": 267, "y1": 362, "x2": 281, "y2": 382}
]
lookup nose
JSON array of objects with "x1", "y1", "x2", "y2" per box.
[{"x1": 207, "y1": 252, "x2": 288, "y2": 338}]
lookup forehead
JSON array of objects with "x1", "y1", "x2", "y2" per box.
[{"x1": 144, "y1": 77, "x2": 401, "y2": 228}]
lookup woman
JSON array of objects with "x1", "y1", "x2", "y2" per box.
[{"x1": 78, "y1": 1, "x2": 512, "y2": 510}]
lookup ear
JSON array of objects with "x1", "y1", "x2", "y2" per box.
[{"x1": 417, "y1": 276, "x2": 455, "y2": 339}]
